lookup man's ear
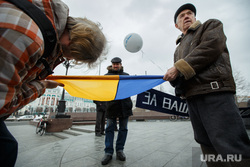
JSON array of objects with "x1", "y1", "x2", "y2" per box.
[{"x1": 175, "y1": 23, "x2": 179, "y2": 29}]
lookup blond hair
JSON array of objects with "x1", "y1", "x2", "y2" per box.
[{"x1": 66, "y1": 17, "x2": 107, "y2": 66}]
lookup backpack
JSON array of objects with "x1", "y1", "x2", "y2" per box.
[{"x1": 5, "y1": 0, "x2": 57, "y2": 77}]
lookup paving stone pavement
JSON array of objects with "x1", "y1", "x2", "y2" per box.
[{"x1": 6, "y1": 120, "x2": 250, "y2": 167}]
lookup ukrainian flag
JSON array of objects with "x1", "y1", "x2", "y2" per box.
[{"x1": 47, "y1": 75, "x2": 165, "y2": 101}]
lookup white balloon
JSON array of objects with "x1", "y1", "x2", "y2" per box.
[{"x1": 124, "y1": 33, "x2": 143, "y2": 53}]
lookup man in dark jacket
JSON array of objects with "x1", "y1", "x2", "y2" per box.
[
  {"x1": 101, "y1": 57, "x2": 133, "y2": 165},
  {"x1": 163, "y1": 3, "x2": 250, "y2": 166},
  {"x1": 93, "y1": 100, "x2": 106, "y2": 136}
]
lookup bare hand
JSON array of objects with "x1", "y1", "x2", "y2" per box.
[
  {"x1": 40, "y1": 80, "x2": 64, "y2": 89},
  {"x1": 163, "y1": 67, "x2": 179, "y2": 81}
]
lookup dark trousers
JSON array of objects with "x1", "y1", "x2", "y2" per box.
[
  {"x1": 0, "y1": 120, "x2": 18, "y2": 167},
  {"x1": 95, "y1": 111, "x2": 106, "y2": 134},
  {"x1": 104, "y1": 117, "x2": 128, "y2": 154},
  {"x1": 187, "y1": 92, "x2": 250, "y2": 158}
]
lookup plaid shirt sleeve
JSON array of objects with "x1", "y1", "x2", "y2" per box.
[{"x1": 0, "y1": 1, "x2": 47, "y2": 118}]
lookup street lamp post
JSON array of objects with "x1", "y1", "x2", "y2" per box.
[{"x1": 56, "y1": 60, "x2": 71, "y2": 118}]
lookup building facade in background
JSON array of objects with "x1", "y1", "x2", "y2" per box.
[{"x1": 18, "y1": 87, "x2": 96, "y2": 115}]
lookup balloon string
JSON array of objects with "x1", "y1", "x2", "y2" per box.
[
  {"x1": 141, "y1": 50, "x2": 144, "y2": 58},
  {"x1": 140, "y1": 50, "x2": 165, "y2": 73}
]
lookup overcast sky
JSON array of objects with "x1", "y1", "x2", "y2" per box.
[{"x1": 55, "y1": 0, "x2": 250, "y2": 94}]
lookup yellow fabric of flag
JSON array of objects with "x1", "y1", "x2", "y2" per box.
[{"x1": 47, "y1": 75, "x2": 119, "y2": 101}]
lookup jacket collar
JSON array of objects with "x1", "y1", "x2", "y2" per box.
[
  {"x1": 176, "y1": 20, "x2": 201, "y2": 45},
  {"x1": 107, "y1": 65, "x2": 124, "y2": 74}
]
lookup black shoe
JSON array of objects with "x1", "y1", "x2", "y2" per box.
[
  {"x1": 101, "y1": 132, "x2": 105, "y2": 135},
  {"x1": 95, "y1": 133, "x2": 102, "y2": 137},
  {"x1": 101, "y1": 154, "x2": 112, "y2": 165},
  {"x1": 116, "y1": 151, "x2": 126, "y2": 161}
]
